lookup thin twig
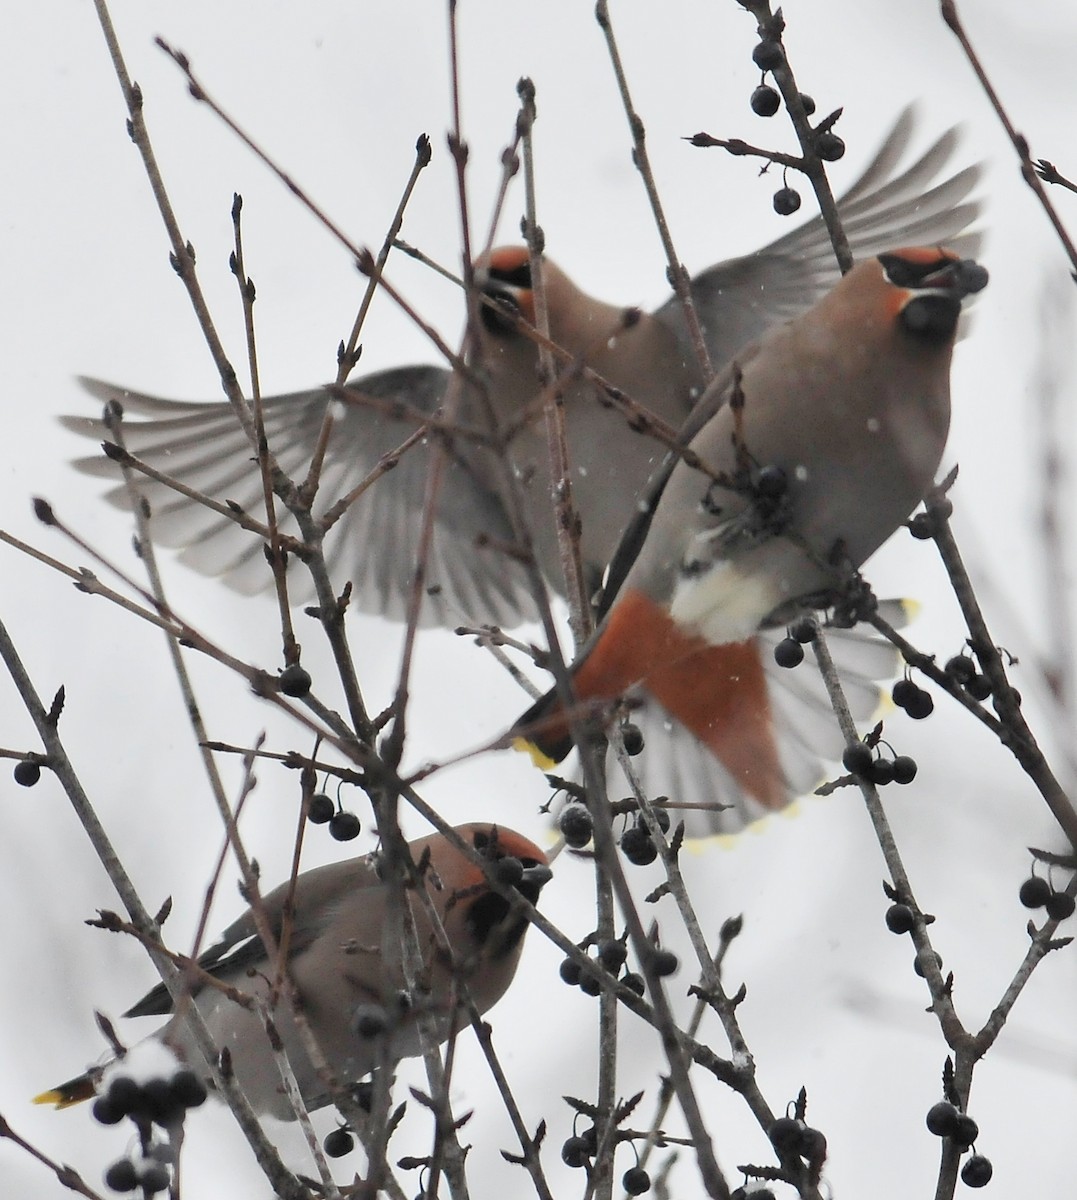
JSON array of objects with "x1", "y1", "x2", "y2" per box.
[
  {"x1": 941, "y1": 0, "x2": 1077, "y2": 278},
  {"x1": 594, "y1": 0, "x2": 714, "y2": 380}
]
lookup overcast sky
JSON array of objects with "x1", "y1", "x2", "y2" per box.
[{"x1": 3, "y1": 2, "x2": 1077, "y2": 1197}]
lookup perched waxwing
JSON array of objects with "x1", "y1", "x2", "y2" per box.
[
  {"x1": 34, "y1": 824, "x2": 551, "y2": 1120},
  {"x1": 511, "y1": 248, "x2": 989, "y2": 830},
  {"x1": 61, "y1": 108, "x2": 981, "y2": 628}
]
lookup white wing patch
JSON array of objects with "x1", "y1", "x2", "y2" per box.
[{"x1": 669, "y1": 560, "x2": 782, "y2": 646}]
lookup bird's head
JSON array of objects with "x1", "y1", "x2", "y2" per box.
[
  {"x1": 875, "y1": 246, "x2": 988, "y2": 344},
  {"x1": 430, "y1": 823, "x2": 551, "y2": 967},
  {"x1": 476, "y1": 246, "x2": 537, "y2": 336}
]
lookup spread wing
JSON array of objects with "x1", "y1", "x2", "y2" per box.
[{"x1": 62, "y1": 367, "x2": 540, "y2": 627}]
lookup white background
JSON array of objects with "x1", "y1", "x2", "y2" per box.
[{"x1": 2, "y1": 2, "x2": 1077, "y2": 1197}]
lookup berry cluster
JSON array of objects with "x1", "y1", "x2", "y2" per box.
[
  {"x1": 94, "y1": 1068, "x2": 207, "y2": 1196},
  {"x1": 93, "y1": 1069, "x2": 207, "y2": 1128},
  {"x1": 620, "y1": 806, "x2": 671, "y2": 865},
  {"x1": 1018, "y1": 873, "x2": 1076, "y2": 921},
  {"x1": 943, "y1": 653, "x2": 993, "y2": 703},
  {"x1": 768, "y1": 1113, "x2": 828, "y2": 1168},
  {"x1": 561, "y1": 1125, "x2": 651, "y2": 1194},
  {"x1": 892, "y1": 677, "x2": 934, "y2": 719},
  {"x1": 747, "y1": 33, "x2": 843, "y2": 216},
  {"x1": 773, "y1": 616, "x2": 817, "y2": 668},
  {"x1": 559, "y1": 934, "x2": 676, "y2": 999},
  {"x1": 926, "y1": 1101, "x2": 992, "y2": 1187},
  {"x1": 308, "y1": 790, "x2": 362, "y2": 841},
  {"x1": 842, "y1": 741, "x2": 918, "y2": 787}
]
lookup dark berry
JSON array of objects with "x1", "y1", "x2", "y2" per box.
[
  {"x1": 1018, "y1": 876, "x2": 1051, "y2": 909},
  {"x1": 892, "y1": 755, "x2": 918, "y2": 785},
  {"x1": 908, "y1": 512, "x2": 936, "y2": 540},
  {"x1": 104, "y1": 1159, "x2": 140, "y2": 1192},
  {"x1": 139, "y1": 1163, "x2": 171, "y2": 1196},
  {"x1": 92, "y1": 1095, "x2": 125, "y2": 1125},
  {"x1": 752, "y1": 40, "x2": 784, "y2": 71},
  {"x1": 142, "y1": 1076, "x2": 183, "y2": 1124},
  {"x1": 950, "y1": 1112, "x2": 979, "y2": 1149},
  {"x1": 885, "y1": 903, "x2": 915, "y2": 934},
  {"x1": 816, "y1": 132, "x2": 846, "y2": 161},
  {"x1": 278, "y1": 663, "x2": 312, "y2": 698},
  {"x1": 789, "y1": 617, "x2": 816, "y2": 644},
  {"x1": 798, "y1": 93, "x2": 816, "y2": 115},
  {"x1": 1045, "y1": 891, "x2": 1076, "y2": 921},
  {"x1": 650, "y1": 948, "x2": 679, "y2": 977},
  {"x1": 774, "y1": 636, "x2": 804, "y2": 667},
  {"x1": 560, "y1": 957, "x2": 583, "y2": 986},
  {"x1": 621, "y1": 823, "x2": 658, "y2": 865},
  {"x1": 892, "y1": 679, "x2": 919, "y2": 709},
  {"x1": 308, "y1": 793, "x2": 335, "y2": 824},
  {"x1": 598, "y1": 939, "x2": 628, "y2": 972},
  {"x1": 562, "y1": 1135, "x2": 591, "y2": 1168},
  {"x1": 353, "y1": 1004, "x2": 388, "y2": 1039},
  {"x1": 870, "y1": 757, "x2": 895, "y2": 786},
  {"x1": 751, "y1": 84, "x2": 780, "y2": 118},
  {"x1": 324, "y1": 1127, "x2": 355, "y2": 1158},
  {"x1": 621, "y1": 722, "x2": 645, "y2": 756},
  {"x1": 965, "y1": 674, "x2": 992, "y2": 702},
  {"x1": 772, "y1": 187, "x2": 802, "y2": 217},
  {"x1": 104, "y1": 1076, "x2": 141, "y2": 1116},
  {"x1": 903, "y1": 688, "x2": 935, "y2": 720},
  {"x1": 14, "y1": 760, "x2": 41, "y2": 787},
  {"x1": 925, "y1": 1100, "x2": 959, "y2": 1137},
  {"x1": 755, "y1": 464, "x2": 788, "y2": 497},
  {"x1": 495, "y1": 855, "x2": 524, "y2": 886},
  {"x1": 799, "y1": 1126, "x2": 827, "y2": 1163},
  {"x1": 559, "y1": 803, "x2": 593, "y2": 848},
  {"x1": 961, "y1": 1154, "x2": 993, "y2": 1188},
  {"x1": 945, "y1": 655, "x2": 977, "y2": 685},
  {"x1": 913, "y1": 950, "x2": 943, "y2": 978},
  {"x1": 768, "y1": 1115, "x2": 803, "y2": 1153},
  {"x1": 621, "y1": 971, "x2": 646, "y2": 996},
  {"x1": 623, "y1": 1166, "x2": 651, "y2": 1195},
  {"x1": 578, "y1": 969, "x2": 603, "y2": 997},
  {"x1": 842, "y1": 743, "x2": 874, "y2": 777},
  {"x1": 650, "y1": 804, "x2": 672, "y2": 833},
  {"x1": 329, "y1": 811, "x2": 362, "y2": 842},
  {"x1": 170, "y1": 1069, "x2": 207, "y2": 1110}
]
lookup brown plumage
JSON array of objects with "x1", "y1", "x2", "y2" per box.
[
  {"x1": 35, "y1": 824, "x2": 551, "y2": 1119},
  {"x1": 512, "y1": 248, "x2": 988, "y2": 820},
  {"x1": 61, "y1": 108, "x2": 980, "y2": 627}
]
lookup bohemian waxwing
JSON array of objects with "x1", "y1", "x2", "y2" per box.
[
  {"x1": 511, "y1": 248, "x2": 989, "y2": 828},
  {"x1": 35, "y1": 824, "x2": 551, "y2": 1120},
  {"x1": 61, "y1": 108, "x2": 981, "y2": 628}
]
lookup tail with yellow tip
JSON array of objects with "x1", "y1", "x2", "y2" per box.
[{"x1": 33, "y1": 1072, "x2": 96, "y2": 1110}]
